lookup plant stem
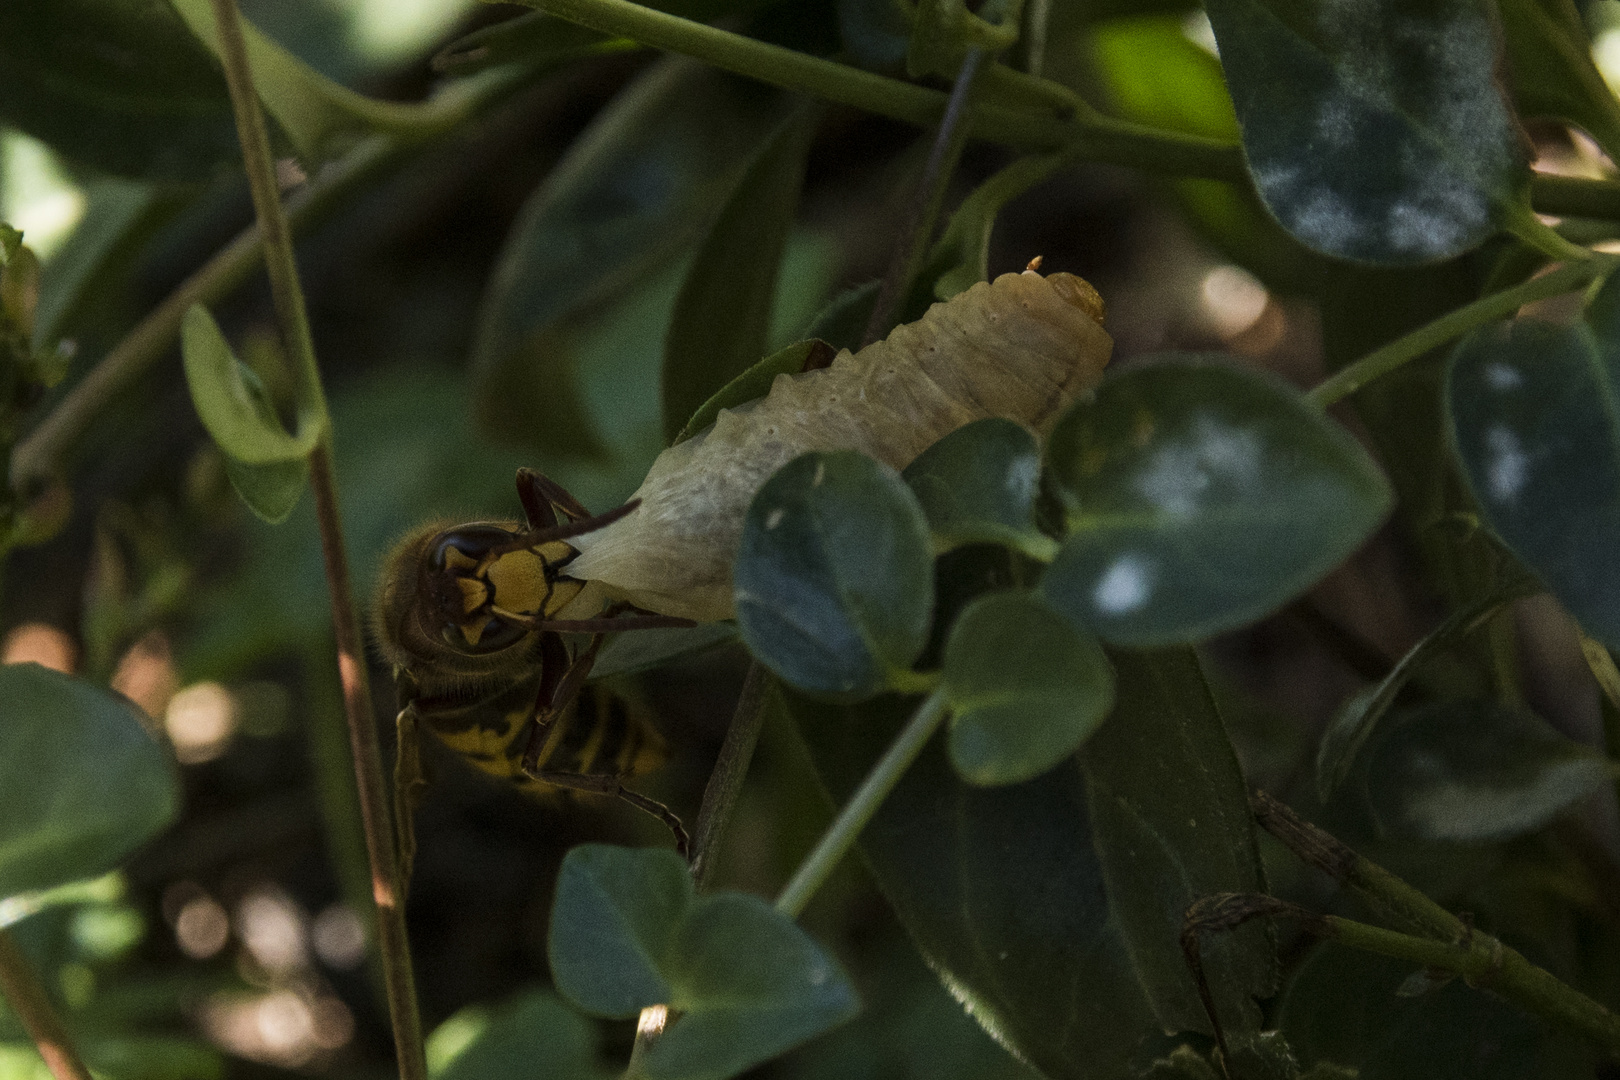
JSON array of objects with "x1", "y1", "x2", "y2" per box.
[
  {"x1": 1249, "y1": 792, "x2": 1620, "y2": 1054},
  {"x1": 1324, "y1": 914, "x2": 1620, "y2": 1054},
  {"x1": 530, "y1": 0, "x2": 1243, "y2": 178},
  {"x1": 862, "y1": 48, "x2": 987, "y2": 348},
  {"x1": 689, "y1": 661, "x2": 773, "y2": 891},
  {"x1": 1532, "y1": 173, "x2": 1620, "y2": 221},
  {"x1": 0, "y1": 930, "x2": 93, "y2": 1080},
  {"x1": 775, "y1": 688, "x2": 950, "y2": 919},
  {"x1": 208, "y1": 3, "x2": 425, "y2": 1078},
  {"x1": 1023, "y1": 0, "x2": 1052, "y2": 77},
  {"x1": 1305, "y1": 257, "x2": 1616, "y2": 409}
]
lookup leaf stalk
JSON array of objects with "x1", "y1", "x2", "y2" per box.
[{"x1": 0, "y1": 930, "x2": 94, "y2": 1080}]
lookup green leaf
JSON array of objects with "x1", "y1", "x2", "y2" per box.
[
  {"x1": 1364, "y1": 700, "x2": 1611, "y2": 842},
  {"x1": 1089, "y1": 15, "x2": 1327, "y2": 293},
  {"x1": 180, "y1": 304, "x2": 321, "y2": 524},
  {"x1": 590, "y1": 623, "x2": 738, "y2": 680},
  {"x1": 1278, "y1": 943, "x2": 1562, "y2": 1080},
  {"x1": 1497, "y1": 0, "x2": 1620, "y2": 163},
  {"x1": 942, "y1": 591, "x2": 1114, "y2": 785},
  {"x1": 432, "y1": 990, "x2": 612, "y2": 1080},
  {"x1": 1202, "y1": 0, "x2": 1530, "y2": 263},
  {"x1": 0, "y1": 664, "x2": 180, "y2": 899},
  {"x1": 0, "y1": 0, "x2": 237, "y2": 179},
  {"x1": 664, "y1": 107, "x2": 819, "y2": 441},
  {"x1": 784, "y1": 688, "x2": 1158, "y2": 1080},
  {"x1": 0, "y1": 226, "x2": 20, "y2": 265},
  {"x1": 674, "y1": 338, "x2": 832, "y2": 445},
  {"x1": 907, "y1": 0, "x2": 1022, "y2": 80},
  {"x1": 1314, "y1": 581, "x2": 1532, "y2": 801},
  {"x1": 799, "y1": 280, "x2": 880, "y2": 353},
  {"x1": 1079, "y1": 648, "x2": 1276, "y2": 1036},
  {"x1": 471, "y1": 57, "x2": 794, "y2": 451},
  {"x1": 901, "y1": 417, "x2": 1054, "y2": 559},
  {"x1": 735, "y1": 451, "x2": 935, "y2": 699},
  {"x1": 167, "y1": 0, "x2": 444, "y2": 163},
  {"x1": 1041, "y1": 357, "x2": 1393, "y2": 645},
  {"x1": 1446, "y1": 294, "x2": 1620, "y2": 650},
  {"x1": 548, "y1": 845, "x2": 858, "y2": 1080}
]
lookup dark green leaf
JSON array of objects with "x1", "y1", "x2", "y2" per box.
[
  {"x1": 663, "y1": 107, "x2": 818, "y2": 441},
  {"x1": 0, "y1": 664, "x2": 180, "y2": 898},
  {"x1": 0, "y1": 1035, "x2": 226, "y2": 1080},
  {"x1": 675, "y1": 338, "x2": 832, "y2": 445},
  {"x1": 1203, "y1": 0, "x2": 1530, "y2": 263},
  {"x1": 0, "y1": 0, "x2": 237, "y2": 179},
  {"x1": 0, "y1": 226, "x2": 20, "y2": 264},
  {"x1": 434, "y1": 990, "x2": 612, "y2": 1080},
  {"x1": 785, "y1": 689, "x2": 1158, "y2": 1080},
  {"x1": 901, "y1": 418, "x2": 1054, "y2": 558},
  {"x1": 548, "y1": 845, "x2": 688, "y2": 1016},
  {"x1": 836, "y1": 0, "x2": 912, "y2": 74},
  {"x1": 548, "y1": 845, "x2": 858, "y2": 1080},
  {"x1": 590, "y1": 623, "x2": 738, "y2": 680},
  {"x1": 1089, "y1": 14, "x2": 1328, "y2": 293},
  {"x1": 1041, "y1": 357, "x2": 1392, "y2": 645},
  {"x1": 1314, "y1": 581, "x2": 1532, "y2": 801},
  {"x1": 942, "y1": 591, "x2": 1114, "y2": 786},
  {"x1": 1446, "y1": 297, "x2": 1620, "y2": 649},
  {"x1": 907, "y1": 0, "x2": 1020, "y2": 80},
  {"x1": 799, "y1": 280, "x2": 880, "y2": 353},
  {"x1": 471, "y1": 57, "x2": 793, "y2": 451},
  {"x1": 735, "y1": 451, "x2": 934, "y2": 699},
  {"x1": 1364, "y1": 701, "x2": 1611, "y2": 841},
  {"x1": 1278, "y1": 943, "x2": 1564, "y2": 1079},
  {"x1": 1079, "y1": 648, "x2": 1275, "y2": 1035},
  {"x1": 1497, "y1": 0, "x2": 1620, "y2": 163},
  {"x1": 180, "y1": 304, "x2": 321, "y2": 524}
]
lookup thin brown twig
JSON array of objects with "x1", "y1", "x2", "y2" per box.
[
  {"x1": 690, "y1": 660, "x2": 772, "y2": 891},
  {"x1": 206, "y1": 2, "x2": 426, "y2": 1077},
  {"x1": 0, "y1": 929, "x2": 94, "y2": 1080}
]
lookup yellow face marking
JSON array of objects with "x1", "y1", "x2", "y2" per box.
[
  {"x1": 483, "y1": 548, "x2": 552, "y2": 614},
  {"x1": 456, "y1": 577, "x2": 488, "y2": 614},
  {"x1": 460, "y1": 619, "x2": 486, "y2": 647},
  {"x1": 443, "y1": 547, "x2": 479, "y2": 571}
]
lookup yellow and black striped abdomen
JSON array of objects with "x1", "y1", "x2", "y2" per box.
[{"x1": 419, "y1": 676, "x2": 667, "y2": 801}]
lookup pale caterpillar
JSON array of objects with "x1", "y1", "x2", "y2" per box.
[{"x1": 561, "y1": 269, "x2": 1113, "y2": 623}]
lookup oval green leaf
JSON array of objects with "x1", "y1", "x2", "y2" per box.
[
  {"x1": 1447, "y1": 309, "x2": 1620, "y2": 649},
  {"x1": 902, "y1": 418, "x2": 1056, "y2": 560},
  {"x1": 735, "y1": 451, "x2": 935, "y2": 699},
  {"x1": 433, "y1": 990, "x2": 612, "y2": 1080},
  {"x1": 942, "y1": 591, "x2": 1114, "y2": 786},
  {"x1": 0, "y1": 664, "x2": 181, "y2": 899},
  {"x1": 547, "y1": 844, "x2": 689, "y2": 1017},
  {"x1": 642, "y1": 893, "x2": 859, "y2": 1080},
  {"x1": 1364, "y1": 701, "x2": 1611, "y2": 842},
  {"x1": 1041, "y1": 357, "x2": 1393, "y2": 645},
  {"x1": 1203, "y1": 0, "x2": 1530, "y2": 263},
  {"x1": 674, "y1": 338, "x2": 832, "y2": 445},
  {"x1": 547, "y1": 844, "x2": 858, "y2": 1079}
]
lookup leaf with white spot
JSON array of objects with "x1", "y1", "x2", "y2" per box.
[
  {"x1": 1041, "y1": 357, "x2": 1392, "y2": 645},
  {"x1": 1447, "y1": 283, "x2": 1620, "y2": 648},
  {"x1": 1204, "y1": 0, "x2": 1531, "y2": 264}
]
